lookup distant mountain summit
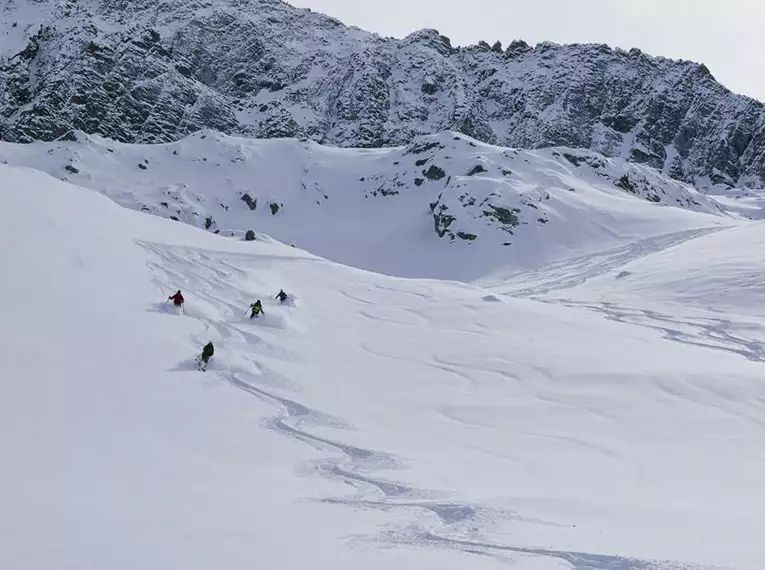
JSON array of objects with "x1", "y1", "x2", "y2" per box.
[{"x1": 2, "y1": 0, "x2": 765, "y2": 187}]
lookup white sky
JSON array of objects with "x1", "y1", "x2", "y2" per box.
[{"x1": 290, "y1": 0, "x2": 765, "y2": 102}]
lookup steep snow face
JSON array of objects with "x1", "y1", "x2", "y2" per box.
[
  {"x1": 0, "y1": 131, "x2": 732, "y2": 280},
  {"x1": 3, "y1": 164, "x2": 765, "y2": 570},
  {"x1": 2, "y1": 0, "x2": 765, "y2": 187}
]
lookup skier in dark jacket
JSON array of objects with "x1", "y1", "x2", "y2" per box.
[
  {"x1": 198, "y1": 342, "x2": 214, "y2": 368},
  {"x1": 168, "y1": 290, "x2": 184, "y2": 307},
  {"x1": 275, "y1": 289, "x2": 289, "y2": 303},
  {"x1": 248, "y1": 300, "x2": 264, "y2": 319}
]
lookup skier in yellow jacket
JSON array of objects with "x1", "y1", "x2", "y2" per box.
[{"x1": 248, "y1": 300, "x2": 264, "y2": 319}]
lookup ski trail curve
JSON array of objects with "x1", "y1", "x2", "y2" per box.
[
  {"x1": 138, "y1": 239, "x2": 728, "y2": 570},
  {"x1": 554, "y1": 300, "x2": 765, "y2": 365},
  {"x1": 490, "y1": 227, "x2": 725, "y2": 298}
]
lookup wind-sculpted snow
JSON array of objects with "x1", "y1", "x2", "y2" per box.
[
  {"x1": 138, "y1": 239, "x2": 737, "y2": 570},
  {"x1": 2, "y1": 0, "x2": 765, "y2": 187},
  {"x1": 3, "y1": 164, "x2": 765, "y2": 569},
  {"x1": 0, "y1": 130, "x2": 731, "y2": 280}
]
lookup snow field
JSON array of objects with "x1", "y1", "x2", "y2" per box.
[{"x1": 3, "y1": 165, "x2": 765, "y2": 568}]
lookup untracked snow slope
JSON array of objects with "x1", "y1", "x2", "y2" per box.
[
  {"x1": 2, "y1": 165, "x2": 765, "y2": 569},
  {"x1": 0, "y1": 130, "x2": 732, "y2": 280}
]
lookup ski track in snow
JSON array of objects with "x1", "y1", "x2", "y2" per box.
[
  {"x1": 491, "y1": 227, "x2": 725, "y2": 298},
  {"x1": 489, "y1": 225, "x2": 765, "y2": 443},
  {"x1": 492, "y1": 228, "x2": 765, "y2": 368},
  {"x1": 554, "y1": 301, "x2": 765, "y2": 364},
  {"x1": 137, "y1": 239, "x2": 727, "y2": 570}
]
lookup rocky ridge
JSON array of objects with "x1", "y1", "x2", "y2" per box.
[{"x1": 1, "y1": 0, "x2": 764, "y2": 188}]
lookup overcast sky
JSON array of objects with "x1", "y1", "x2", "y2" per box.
[{"x1": 290, "y1": 0, "x2": 765, "y2": 102}]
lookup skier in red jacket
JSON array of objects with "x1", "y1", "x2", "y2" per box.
[{"x1": 168, "y1": 290, "x2": 184, "y2": 307}]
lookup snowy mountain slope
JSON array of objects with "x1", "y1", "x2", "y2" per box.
[
  {"x1": 480, "y1": 215, "x2": 765, "y2": 312},
  {"x1": 0, "y1": 164, "x2": 510, "y2": 570},
  {"x1": 522, "y1": 221, "x2": 765, "y2": 316},
  {"x1": 3, "y1": 166, "x2": 765, "y2": 569},
  {"x1": 0, "y1": 130, "x2": 732, "y2": 280},
  {"x1": 703, "y1": 185, "x2": 765, "y2": 221},
  {"x1": 2, "y1": 0, "x2": 765, "y2": 188}
]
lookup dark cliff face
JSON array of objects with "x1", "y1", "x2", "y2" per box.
[{"x1": 1, "y1": 0, "x2": 764, "y2": 188}]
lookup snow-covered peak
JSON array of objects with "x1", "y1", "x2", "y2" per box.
[{"x1": 402, "y1": 28, "x2": 455, "y2": 55}]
